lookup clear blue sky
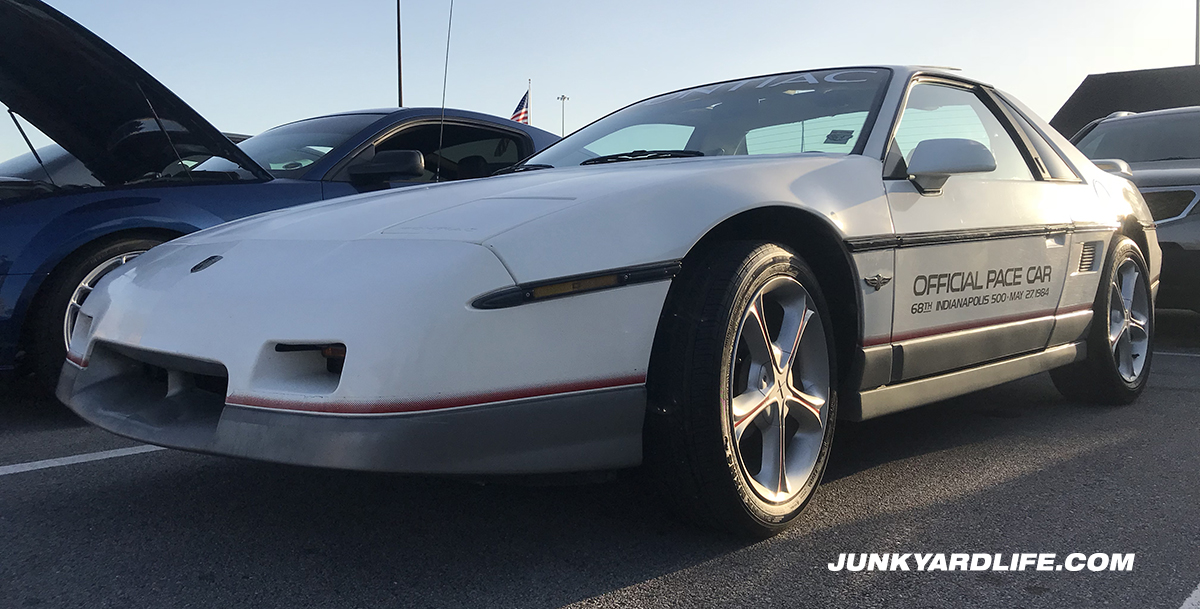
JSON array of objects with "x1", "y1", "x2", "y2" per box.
[{"x1": 1, "y1": 0, "x2": 1196, "y2": 161}]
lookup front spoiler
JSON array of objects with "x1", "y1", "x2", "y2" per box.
[{"x1": 58, "y1": 362, "x2": 646, "y2": 474}]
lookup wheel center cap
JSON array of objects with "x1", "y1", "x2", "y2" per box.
[{"x1": 775, "y1": 380, "x2": 789, "y2": 405}]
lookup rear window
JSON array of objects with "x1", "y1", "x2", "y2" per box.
[{"x1": 1076, "y1": 113, "x2": 1200, "y2": 163}]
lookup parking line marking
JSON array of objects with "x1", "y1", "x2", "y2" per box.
[
  {"x1": 1157, "y1": 352, "x2": 1200, "y2": 358},
  {"x1": 1181, "y1": 580, "x2": 1200, "y2": 609},
  {"x1": 0, "y1": 445, "x2": 166, "y2": 477}
]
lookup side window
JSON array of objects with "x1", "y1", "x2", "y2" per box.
[
  {"x1": 999, "y1": 98, "x2": 1080, "y2": 181},
  {"x1": 340, "y1": 123, "x2": 530, "y2": 183},
  {"x1": 885, "y1": 83, "x2": 1032, "y2": 182}
]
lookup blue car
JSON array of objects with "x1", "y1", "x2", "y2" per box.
[{"x1": 0, "y1": 0, "x2": 557, "y2": 389}]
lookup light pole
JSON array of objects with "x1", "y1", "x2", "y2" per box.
[
  {"x1": 557, "y1": 95, "x2": 569, "y2": 136},
  {"x1": 403, "y1": 0, "x2": 408, "y2": 106}
]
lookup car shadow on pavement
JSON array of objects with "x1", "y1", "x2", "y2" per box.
[
  {"x1": 826, "y1": 308, "x2": 1200, "y2": 486},
  {"x1": 0, "y1": 373, "x2": 88, "y2": 433},
  {"x1": 824, "y1": 373, "x2": 1079, "y2": 485},
  {"x1": 4, "y1": 452, "x2": 749, "y2": 608},
  {"x1": 1157, "y1": 308, "x2": 1200, "y2": 350}
]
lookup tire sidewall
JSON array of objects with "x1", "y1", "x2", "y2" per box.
[{"x1": 716, "y1": 245, "x2": 838, "y2": 527}]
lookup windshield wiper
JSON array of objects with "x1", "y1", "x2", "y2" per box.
[
  {"x1": 580, "y1": 149, "x2": 704, "y2": 166},
  {"x1": 494, "y1": 163, "x2": 554, "y2": 175}
]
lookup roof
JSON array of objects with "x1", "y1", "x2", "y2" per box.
[
  {"x1": 1051, "y1": 65, "x2": 1200, "y2": 138},
  {"x1": 1096, "y1": 105, "x2": 1200, "y2": 124}
]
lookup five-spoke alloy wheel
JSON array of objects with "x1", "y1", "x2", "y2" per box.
[
  {"x1": 646, "y1": 241, "x2": 837, "y2": 536},
  {"x1": 1051, "y1": 237, "x2": 1154, "y2": 404},
  {"x1": 728, "y1": 276, "x2": 829, "y2": 505},
  {"x1": 1107, "y1": 256, "x2": 1151, "y2": 384}
]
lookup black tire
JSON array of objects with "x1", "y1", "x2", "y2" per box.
[
  {"x1": 645, "y1": 241, "x2": 838, "y2": 537},
  {"x1": 27, "y1": 236, "x2": 164, "y2": 395},
  {"x1": 1050, "y1": 237, "x2": 1154, "y2": 404}
]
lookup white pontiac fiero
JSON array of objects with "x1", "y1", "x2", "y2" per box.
[{"x1": 59, "y1": 66, "x2": 1160, "y2": 535}]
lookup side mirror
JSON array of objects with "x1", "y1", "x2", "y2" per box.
[
  {"x1": 906, "y1": 138, "x2": 997, "y2": 195},
  {"x1": 348, "y1": 149, "x2": 425, "y2": 183},
  {"x1": 1091, "y1": 158, "x2": 1134, "y2": 181}
]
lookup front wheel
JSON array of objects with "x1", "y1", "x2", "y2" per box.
[
  {"x1": 645, "y1": 241, "x2": 837, "y2": 537},
  {"x1": 1051, "y1": 237, "x2": 1154, "y2": 404},
  {"x1": 27, "y1": 236, "x2": 162, "y2": 394}
]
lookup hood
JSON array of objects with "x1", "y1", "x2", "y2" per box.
[
  {"x1": 0, "y1": 0, "x2": 270, "y2": 185},
  {"x1": 177, "y1": 154, "x2": 853, "y2": 248},
  {"x1": 1128, "y1": 159, "x2": 1200, "y2": 189}
]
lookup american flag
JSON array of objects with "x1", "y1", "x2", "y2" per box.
[{"x1": 510, "y1": 91, "x2": 530, "y2": 124}]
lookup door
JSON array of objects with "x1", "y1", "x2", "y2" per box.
[{"x1": 884, "y1": 80, "x2": 1073, "y2": 381}]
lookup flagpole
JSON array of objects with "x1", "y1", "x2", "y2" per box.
[{"x1": 528, "y1": 79, "x2": 532, "y2": 124}]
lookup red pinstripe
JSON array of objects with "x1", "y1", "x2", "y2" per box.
[{"x1": 227, "y1": 374, "x2": 647, "y2": 415}]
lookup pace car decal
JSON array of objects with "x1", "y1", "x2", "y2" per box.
[
  {"x1": 891, "y1": 238, "x2": 1070, "y2": 339},
  {"x1": 909, "y1": 265, "x2": 1054, "y2": 316}
]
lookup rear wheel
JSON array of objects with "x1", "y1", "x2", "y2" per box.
[
  {"x1": 645, "y1": 241, "x2": 837, "y2": 537},
  {"x1": 27, "y1": 236, "x2": 162, "y2": 394},
  {"x1": 1051, "y1": 237, "x2": 1153, "y2": 404}
]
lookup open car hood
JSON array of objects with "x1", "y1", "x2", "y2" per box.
[{"x1": 0, "y1": 0, "x2": 271, "y2": 185}]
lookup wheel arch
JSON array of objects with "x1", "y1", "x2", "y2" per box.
[
  {"x1": 650, "y1": 205, "x2": 865, "y2": 402},
  {"x1": 1119, "y1": 216, "x2": 1151, "y2": 265},
  {"x1": 18, "y1": 226, "x2": 186, "y2": 345}
]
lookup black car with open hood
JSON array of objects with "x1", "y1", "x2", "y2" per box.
[
  {"x1": 0, "y1": 0, "x2": 271, "y2": 185},
  {"x1": 0, "y1": 0, "x2": 557, "y2": 393}
]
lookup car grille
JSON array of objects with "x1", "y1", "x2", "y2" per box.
[{"x1": 1140, "y1": 189, "x2": 1198, "y2": 221}]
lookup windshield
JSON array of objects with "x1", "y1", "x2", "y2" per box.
[
  {"x1": 524, "y1": 68, "x2": 890, "y2": 168},
  {"x1": 1076, "y1": 112, "x2": 1200, "y2": 163},
  {"x1": 197, "y1": 113, "x2": 385, "y2": 178}
]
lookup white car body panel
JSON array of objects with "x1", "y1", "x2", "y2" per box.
[
  {"x1": 480, "y1": 155, "x2": 893, "y2": 283},
  {"x1": 73, "y1": 238, "x2": 666, "y2": 412},
  {"x1": 57, "y1": 66, "x2": 1161, "y2": 474}
]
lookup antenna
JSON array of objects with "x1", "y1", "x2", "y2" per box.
[
  {"x1": 434, "y1": 0, "x2": 454, "y2": 183},
  {"x1": 7, "y1": 110, "x2": 56, "y2": 186}
]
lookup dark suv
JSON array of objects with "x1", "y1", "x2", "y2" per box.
[{"x1": 1073, "y1": 107, "x2": 1200, "y2": 312}]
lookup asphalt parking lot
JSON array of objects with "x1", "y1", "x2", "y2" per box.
[{"x1": 2, "y1": 312, "x2": 1200, "y2": 609}]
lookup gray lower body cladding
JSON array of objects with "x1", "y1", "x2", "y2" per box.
[{"x1": 56, "y1": 347, "x2": 646, "y2": 475}]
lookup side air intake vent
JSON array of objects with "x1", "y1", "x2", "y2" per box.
[
  {"x1": 1141, "y1": 189, "x2": 1198, "y2": 222},
  {"x1": 1079, "y1": 241, "x2": 1101, "y2": 273}
]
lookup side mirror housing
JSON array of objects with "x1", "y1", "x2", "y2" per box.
[
  {"x1": 1091, "y1": 158, "x2": 1134, "y2": 181},
  {"x1": 348, "y1": 149, "x2": 425, "y2": 183},
  {"x1": 906, "y1": 138, "x2": 997, "y2": 195}
]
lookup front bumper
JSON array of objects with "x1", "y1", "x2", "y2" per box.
[{"x1": 57, "y1": 350, "x2": 646, "y2": 474}]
